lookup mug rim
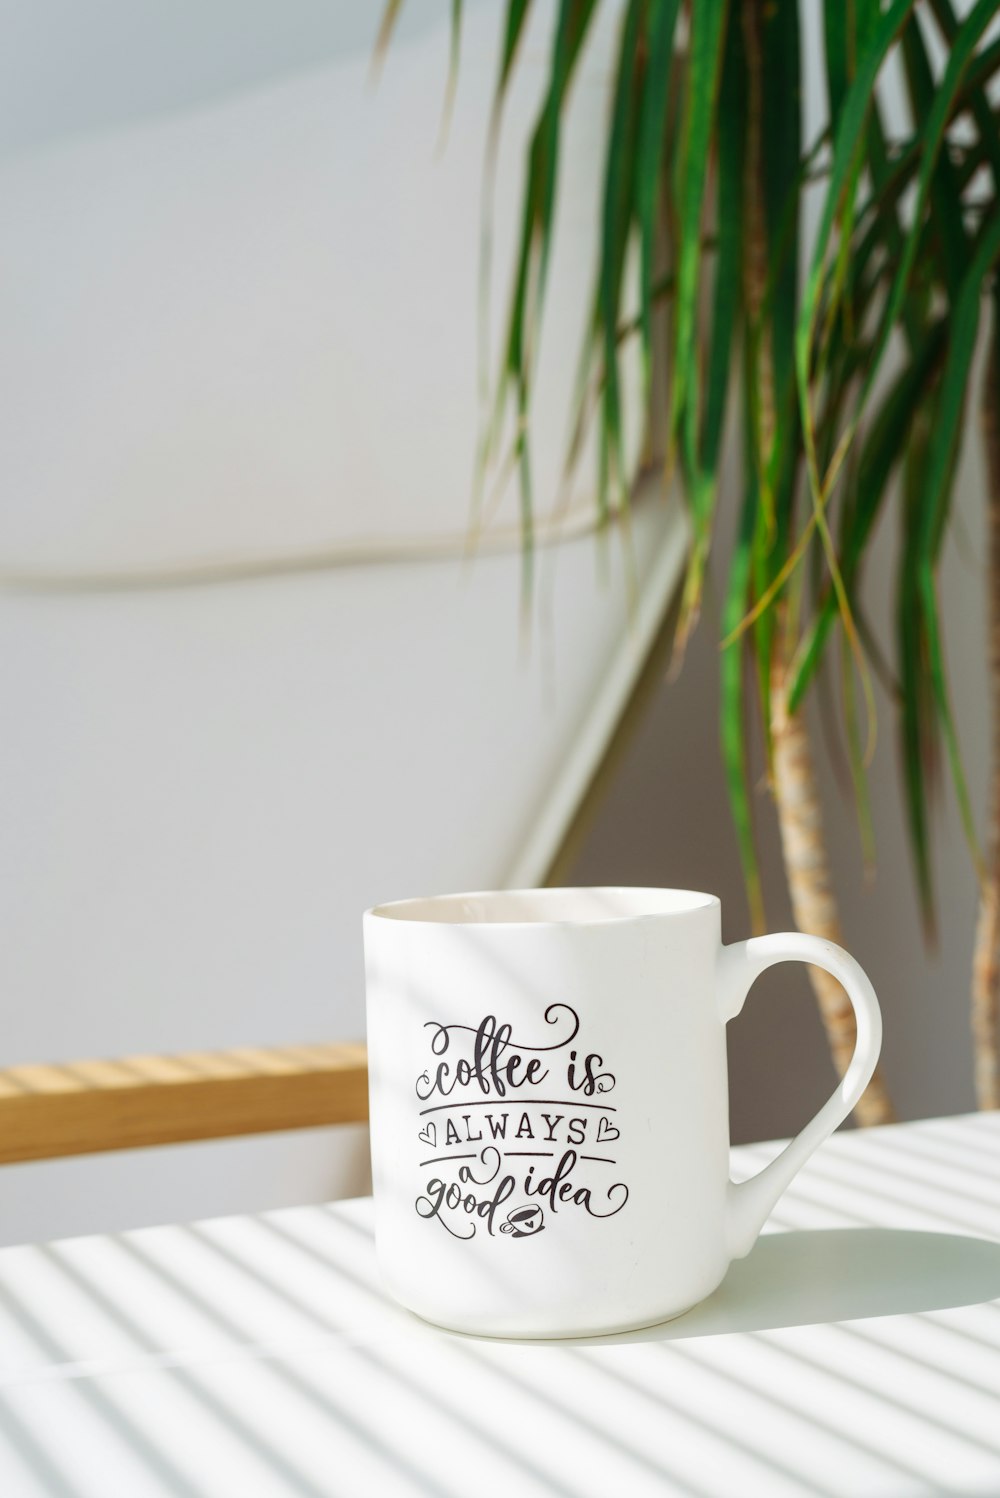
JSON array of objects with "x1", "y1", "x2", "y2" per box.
[{"x1": 364, "y1": 886, "x2": 720, "y2": 927}]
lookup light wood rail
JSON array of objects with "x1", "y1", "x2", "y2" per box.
[{"x1": 0, "y1": 1044, "x2": 369, "y2": 1164}]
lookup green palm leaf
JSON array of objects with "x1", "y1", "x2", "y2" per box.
[{"x1": 669, "y1": 0, "x2": 729, "y2": 447}]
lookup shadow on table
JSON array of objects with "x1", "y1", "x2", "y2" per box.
[{"x1": 582, "y1": 1228, "x2": 1000, "y2": 1345}]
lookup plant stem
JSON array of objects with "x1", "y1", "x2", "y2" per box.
[
  {"x1": 771, "y1": 661, "x2": 896, "y2": 1125},
  {"x1": 742, "y1": 0, "x2": 894, "y2": 1125},
  {"x1": 972, "y1": 289, "x2": 1000, "y2": 1110}
]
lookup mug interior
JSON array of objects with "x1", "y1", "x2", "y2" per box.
[{"x1": 368, "y1": 887, "x2": 718, "y2": 925}]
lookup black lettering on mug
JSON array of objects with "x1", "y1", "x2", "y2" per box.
[{"x1": 412, "y1": 1007, "x2": 626, "y2": 1239}]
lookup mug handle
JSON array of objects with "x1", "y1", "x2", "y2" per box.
[{"x1": 717, "y1": 933, "x2": 883, "y2": 1258}]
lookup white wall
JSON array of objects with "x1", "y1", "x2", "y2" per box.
[{"x1": 0, "y1": 0, "x2": 685, "y2": 1248}]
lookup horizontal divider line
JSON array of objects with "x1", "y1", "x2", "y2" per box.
[{"x1": 417, "y1": 1098, "x2": 616, "y2": 1116}]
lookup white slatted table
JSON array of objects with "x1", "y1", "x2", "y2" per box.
[{"x1": 0, "y1": 1113, "x2": 998, "y2": 1497}]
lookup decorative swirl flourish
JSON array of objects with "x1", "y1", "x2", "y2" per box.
[
  {"x1": 582, "y1": 1182, "x2": 629, "y2": 1218},
  {"x1": 424, "y1": 1003, "x2": 580, "y2": 1055}
]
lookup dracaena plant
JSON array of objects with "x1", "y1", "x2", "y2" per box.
[{"x1": 381, "y1": 0, "x2": 1000, "y2": 1121}]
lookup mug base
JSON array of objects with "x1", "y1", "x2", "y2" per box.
[{"x1": 403, "y1": 1298, "x2": 701, "y2": 1342}]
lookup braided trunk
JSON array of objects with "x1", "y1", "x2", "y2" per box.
[
  {"x1": 771, "y1": 666, "x2": 896, "y2": 1124},
  {"x1": 972, "y1": 297, "x2": 1000, "y2": 1110}
]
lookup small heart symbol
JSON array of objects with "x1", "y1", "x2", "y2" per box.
[
  {"x1": 418, "y1": 1121, "x2": 437, "y2": 1148},
  {"x1": 596, "y1": 1116, "x2": 619, "y2": 1143}
]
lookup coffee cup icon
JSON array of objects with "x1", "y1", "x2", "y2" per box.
[{"x1": 499, "y1": 1205, "x2": 545, "y2": 1238}]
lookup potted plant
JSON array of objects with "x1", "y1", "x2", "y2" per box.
[{"x1": 384, "y1": 0, "x2": 1000, "y2": 1121}]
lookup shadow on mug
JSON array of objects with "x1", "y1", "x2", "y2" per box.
[{"x1": 577, "y1": 1228, "x2": 1000, "y2": 1345}]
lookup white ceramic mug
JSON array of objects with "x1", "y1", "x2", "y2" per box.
[{"x1": 363, "y1": 887, "x2": 882, "y2": 1339}]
